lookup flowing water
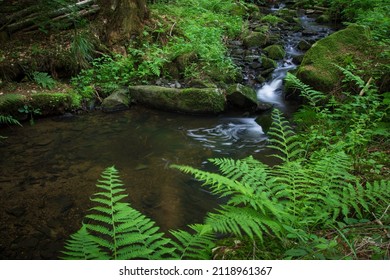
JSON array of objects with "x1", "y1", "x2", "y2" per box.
[{"x1": 0, "y1": 7, "x2": 335, "y2": 260}]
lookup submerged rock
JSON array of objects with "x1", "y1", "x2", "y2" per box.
[{"x1": 129, "y1": 86, "x2": 226, "y2": 114}]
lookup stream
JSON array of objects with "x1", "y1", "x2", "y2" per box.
[{"x1": 0, "y1": 5, "x2": 335, "y2": 259}]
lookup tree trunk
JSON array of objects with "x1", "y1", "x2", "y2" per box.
[{"x1": 97, "y1": 0, "x2": 148, "y2": 46}]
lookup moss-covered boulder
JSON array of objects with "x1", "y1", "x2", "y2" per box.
[
  {"x1": 261, "y1": 55, "x2": 277, "y2": 70},
  {"x1": 263, "y1": 45, "x2": 286, "y2": 60},
  {"x1": 226, "y1": 83, "x2": 258, "y2": 109},
  {"x1": 101, "y1": 88, "x2": 131, "y2": 113},
  {"x1": 295, "y1": 24, "x2": 388, "y2": 93},
  {"x1": 0, "y1": 92, "x2": 72, "y2": 117},
  {"x1": 128, "y1": 86, "x2": 226, "y2": 114},
  {"x1": 242, "y1": 31, "x2": 269, "y2": 48}
]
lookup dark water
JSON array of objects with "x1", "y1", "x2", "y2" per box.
[{"x1": 0, "y1": 107, "x2": 278, "y2": 259}]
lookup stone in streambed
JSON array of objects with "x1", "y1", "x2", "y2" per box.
[
  {"x1": 263, "y1": 45, "x2": 286, "y2": 60},
  {"x1": 129, "y1": 86, "x2": 226, "y2": 114},
  {"x1": 226, "y1": 83, "x2": 258, "y2": 110},
  {"x1": 101, "y1": 88, "x2": 131, "y2": 113}
]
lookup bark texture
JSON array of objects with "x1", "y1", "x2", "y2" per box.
[{"x1": 97, "y1": 0, "x2": 148, "y2": 45}]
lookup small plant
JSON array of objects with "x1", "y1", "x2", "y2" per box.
[
  {"x1": 62, "y1": 166, "x2": 215, "y2": 260},
  {"x1": 18, "y1": 104, "x2": 42, "y2": 125},
  {"x1": 31, "y1": 71, "x2": 56, "y2": 89},
  {"x1": 261, "y1": 14, "x2": 286, "y2": 26}
]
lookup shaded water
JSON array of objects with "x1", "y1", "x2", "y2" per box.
[{"x1": 0, "y1": 107, "x2": 276, "y2": 259}]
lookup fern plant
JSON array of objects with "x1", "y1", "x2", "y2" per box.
[
  {"x1": 31, "y1": 71, "x2": 56, "y2": 89},
  {"x1": 172, "y1": 108, "x2": 390, "y2": 248},
  {"x1": 62, "y1": 166, "x2": 216, "y2": 260},
  {"x1": 0, "y1": 115, "x2": 21, "y2": 126}
]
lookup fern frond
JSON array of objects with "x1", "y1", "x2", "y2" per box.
[
  {"x1": 0, "y1": 115, "x2": 22, "y2": 126},
  {"x1": 285, "y1": 72, "x2": 326, "y2": 108},
  {"x1": 170, "y1": 224, "x2": 215, "y2": 260},
  {"x1": 267, "y1": 109, "x2": 303, "y2": 162},
  {"x1": 334, "y1": 64, "x2": 366, "y2": 90},
  {"x1": 206, "y1": 206, "x2": 283, "y2": 242},
  {"x1": 171, "y1": 164, "x2": 253, "y2": 198},
  {"x1": 63, "y1": 166, "x2": 175, "y2": 260},
  {"x1": 61, "y1": 224, "x2": 108, "y2": 260}
]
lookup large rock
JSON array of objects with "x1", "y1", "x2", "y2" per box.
[
  {"x1": 263, "y1": 44, "x2": 286, "y2": 60},
  {"x1": 0, "y1": 93, "x2": 72, "y2": 118},
  {"x1": 295, "y1": 24, "x2": 389, "y2": 93},
  {"x1": 261, "y1": 55, "x2": 277, "y2": 70},
  {"x1": 129, "y1": 86, "x2": 226, "y2": 114},
  {"x1": 226, "y1": 83, "x2": 258, "y2": 109},
  {"x1": 242, "y1": 31, "x2": 268, "y2": 48},
  {"x1": 101, "y1": 88, "x2": 131, "y2": 113}
]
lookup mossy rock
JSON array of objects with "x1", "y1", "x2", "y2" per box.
[
  {"x1": 263, "y1": 45, "x2": 286, "y2": 60},
  {"x1": 128, "y1": 85, "x2": 226, "y2": 114},
  {"x1": 316, "y1": 14, "x2": 330, "y2": 24},
  {"x1": 295, "y1": 24, "x2": 386, "y2": 93},
  {"x1": 261, "y1": 55, "x2": 277, "y2": 70},
  {"x1": 242, "y1": 31, "x2": 269, "y2": 48},
  {"x1": 101, "y1": 88, "x2": 132, "y2": 113},
  {"x1": 0, "y1": 92, "x2": 72, "y2": 117},
  {"x1": 230, "y1": 2, "x2": 247, "y2": 16},
  {"x1": 275, "y1": 8, "x2": 297, "y2": 23},
  {"x1": 226, "y1": 83, "x2": 258, "y2": 110}
]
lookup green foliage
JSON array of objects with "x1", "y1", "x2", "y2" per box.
[
  {"x1": 0, "y1": 114, "x2": 21, "y2": 127},
  {"x1": 72, "y1": 54, "x2": 136, "y2": 96},
  {"x1": 71, "y1": 31, "x2": 95, "y2": 70},
  {"x1": 261, "y1": 14, "x2": 286, "y2": 26},
  {"x1": 62, "y1": 166, "x2": 216, "y2": 260},
  {"x1": 285, "y1": 72, "x2": 326, "y2": 109},
  {"x1": 31, "y1": 72, "x2": 56, "y2": 90},
  {"x1": 170, "y1": 224, "x2": 215, "y2": 259},
  {"x1": 289, "y1": 68, "x2": 389, "y2": 174},
  {"x1": 325, "y1": 0, "x2": 389, "y2": 44},
  {"x1": 18, "y1": 104, "x2": 42, "y2": 125},
  {"x1": 267, "y1": 109, "x2": 304, "y2": 162},
  {"x1": 172, "y1": 107, "x2": 390, "y2": 259}
]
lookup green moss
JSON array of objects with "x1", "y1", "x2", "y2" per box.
[
  {"x1": 29, "y1": 93, "x2": 72, "y2": 114},
  {"x1": 242, "y1": 31, "x2": 269, "y2": 48},
  {"x1": 181, "y1": 88, "x2": 226, "y2": 113},
  {"x1": 263, "y1": 44, "x2": 286, "y2": 60},
  {"x1": 129, "y1": 86, "x2": 226, "y2": 114},
  {"x1": 296, "y1": 24, "x2": 376, "y2": 93},
  {"x1": 261, "y1": 55, "x2": 277, "y2": 70},
  {"x1": 0, "y1": 92, "x2": 73, "y2": 117}
]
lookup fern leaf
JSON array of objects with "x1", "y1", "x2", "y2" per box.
[
  {"x1": 206, "y1": 206, "x2": 282, "y2": 242},
  {"x1": 285, "y1": 72, "x2": 326, "y2": 107},
  {"x1": 61, "y1": 224, "x2": 108, "y2": 260},
  {"x1": 63, "y1": 166, "x2": 175, "y2": 260},
  {"x1": 170, "y1": 224, "x2": 215, "y2": 260},
  {"x1": 0, "y1": 115, "x2": 22, "y2": 126},
  {"x1": 267, "y1": 109, "x2": 303, "y2": 162}
]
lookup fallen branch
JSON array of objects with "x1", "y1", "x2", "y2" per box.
[{"x1": 6, "y1": 0, "x2": 96, "y2": 34}]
